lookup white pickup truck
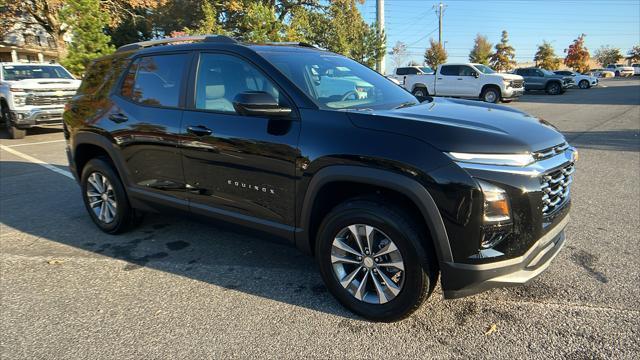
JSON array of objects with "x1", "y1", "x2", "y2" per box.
[
  {"x1": 604, "y1": 64, "x2": 634, "y2": 77},
  {"x1": 1, "y1": 62, "x2": 80, "y2": 139},
  {"x1": 396, "y1": 63, "x2": 525, "y2": 103}
]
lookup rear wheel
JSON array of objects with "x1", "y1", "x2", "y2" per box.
[
  {"x1": 412, "y1": 86, "x2": 428, "y2": 98},
  {"x1": 316, "y1": 198, "x2": 437, "y2": 322},
  {"x1": 578, "y1": 79, "x2": 590, "y2": 89},
  {"x1": 481, "y1": 87, "x2": 500, "y2": 103},
  {"x1": 545, "y1": 82, "x2": 561, "y2": 95},
  {"x1": 81, "y1": 157, "x2": 137, "y2": 234}
]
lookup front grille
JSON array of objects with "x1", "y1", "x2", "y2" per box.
[
  {"x1": 25, "y1": 95, "x2": 73, "y2": 106},
  {"x1": 541, "y1": 162, "x2": 574, "y2": 215},
  {"x1": 533, "y1": 142, "x2": 569, "y2": 161},
  {"x1": 511, "y1": 80, "x2": 524, "y2": 89}
]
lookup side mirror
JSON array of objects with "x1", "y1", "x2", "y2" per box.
[
  {"x1": 473, "y1": 72, "x2": 480, "y2": 78},
  {"x1": 233, "y1": 91, "x2": 291, "y2": 117}
]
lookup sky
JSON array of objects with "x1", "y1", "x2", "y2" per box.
[{"x1": 356, "y1": 0, "x2": 640, "y2": 71}]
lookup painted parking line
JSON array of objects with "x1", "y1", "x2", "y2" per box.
[
  {"x1": 0, "y1": 144, "x2": 74, "y2": 180},
  {"x1": 3, "y1": 139, "x2": 66, "y2": 147}
]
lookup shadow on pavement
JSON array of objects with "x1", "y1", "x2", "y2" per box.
[
  {"x1": 563, "y1": 129, "x2": 640, "y2": 152},
  {"x1": 0, "y1": 160, "x2": 356, "y2": 319},
  {"x1": 0, "y1": 126, "x2": 63, "y2": 140}
]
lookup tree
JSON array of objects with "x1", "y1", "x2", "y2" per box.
[
  {"x1": 390, "y1": 41, "x2": 408, "y2": 71},
  {"x1": 60, "y1": 0, "x2": 114, "y2": 75},
  {"x1": 490, "y1": 30, "x2": 516, "y2": 72},
  {"x1": 564, "y1": 34, "x2": 590, "y2": 73},
  {"x1": 627, "y1": 45, "x2": 640, "y2": 62},
  {"x1": 407, "y1": 60, "x2": 421, "y2": 66},
  {"x1": 534, "y1": 41, "x2": 561, "y2": 70},
  {"x1": 238, "y1": 2, "x2": 282, "y2": 42},
  {"x1": 468, "y1": 34, "x2": 492, "y2": 65},
  {"x1": 423, "y1": 38, "x2": 447, "y2": 68},
  {"x1": 594, "y1": 45, "x2": 623, "y2": 66}
]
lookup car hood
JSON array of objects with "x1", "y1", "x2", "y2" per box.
[
  {"x1": 4, "y1": 78, "x2": 80, "y2": 90},
  {"x1": 348, "y1": 97, "x2": 566, "y2": 154},
  {"x1": 491, "y1": 73, "x2": 523, "y2": 81}
]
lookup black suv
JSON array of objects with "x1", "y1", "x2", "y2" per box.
[
  {"x1": 514, "y1": 67, "x2": 574, "y2": 95},
  {"x1": 64, "y1": 36, "x2": 576, "y2": 321}
]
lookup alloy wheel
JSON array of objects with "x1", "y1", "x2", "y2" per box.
[
  {"x1": 331, "y1": 224, "x2": 405, "y2": 304},
  {"x1": 86, "y1": 172, "x2": 117, "y2": 224},
  {"x1": 484, "y1": 90, "x2": 498, "y2": 103}
]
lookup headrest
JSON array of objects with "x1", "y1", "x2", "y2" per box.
[{"x1": 205, "y1": 84, "x2": 225, "y2": 99}]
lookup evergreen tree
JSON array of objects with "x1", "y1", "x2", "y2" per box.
[
  {"x1": 423, "y1": 39, "x2": 447, "y2": 68},
  {"x1": 490, "y1": 30, "x2": 516, "y2": 72},
  {"x1": 564, "y1": 34, "x2": 590, "y2": 73},
  {"x1": 534, "y1": 41, "x2": 562, "y2": 70},
  {"x1": 60, "y1": 0, "x2": 114, "y2": 76},
  {"x1": 468, "y1": 34, "x2": 492, "y2": 65}
]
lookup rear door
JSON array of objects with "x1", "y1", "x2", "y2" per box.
[
  {"x1": 435, "y1": 65, "x2": 460, "y2": 96},
  {"x1": 457, "y1": 65, "x2": 481, "y2": 96},
  {"x1": 180, "y1": 52, "x2": 300, "y2": 228},
  {"x1": 113, "y1": 52, "x2": 191, "y2": 202}
]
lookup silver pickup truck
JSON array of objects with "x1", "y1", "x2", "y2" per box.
[{"x1": 1, "y1": 62, "x2": 80, "y2": 139}]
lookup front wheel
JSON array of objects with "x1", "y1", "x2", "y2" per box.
[
  {"x1": 81, "y1": 157, "x2": 137, "y2": 234},
  {"x1": 316, "y1": 199, "x2": 437, "y2": 322},
  {"x1": 412, "y1": 87, "x2": 428, "y2": 98},
  {"x1": 578, "y1": 80, "x2": 590, "y2": 89},
  {"x1": 546, "y1": 82, "x2": 561, "y2": 95},
  {"x1": 481, "y1": 87, "x2": 500, "y2": 103},
  {"x1": 1, "y1": 103, "x2": 26, "y2": 139}
]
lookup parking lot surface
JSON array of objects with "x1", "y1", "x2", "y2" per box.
[{"x1": 1, "y1": 78, "x2": 639, "y2": 359}]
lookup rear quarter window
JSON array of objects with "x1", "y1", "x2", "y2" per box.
[{"x1": 77, "y1": 57, "x2": 131, "y2": 98}]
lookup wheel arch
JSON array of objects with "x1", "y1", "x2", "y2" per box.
[
  {"x1": 411, "y1": 83, "x2": 429, "y2": 93},
  {"x1": 297, "y1": 165, "x2": 453, "y2": 264},
  {"x1": 72, "y1": 131, "x2": 132, "y2": 187},
  {"x1": 480, "y1": 84, "x2": 501, "y2": 98}
]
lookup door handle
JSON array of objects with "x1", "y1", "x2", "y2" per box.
[
  {"x1": 437, "y1": 77, "x2": 443, "y2": 80},
  {"x1": 457, "y1": 78, "x2": 463, "y2": 80},
  {"x1": 108, "y1": 113, "x2": 128, "y2": 123},
  {"x1": 187, "y1": 125, "x2": 213, "y2": 137}
]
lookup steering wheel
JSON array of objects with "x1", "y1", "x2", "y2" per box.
[{"x1": 340, "y1": 90, "x2": 359, "y2": 102}]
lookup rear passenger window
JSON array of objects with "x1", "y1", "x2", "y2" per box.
[
  {"x1": 440, "y1": 65, "x2": 459, "y2": 76},
  {"x1": 121, "y1": 54, "x2": 188, "y2": 107},
  {"x1": 396, "y1": 68, "x2": 408, "y2": 75}
]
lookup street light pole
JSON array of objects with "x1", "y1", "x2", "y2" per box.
[{"x1": 377, "y1": 0, "x2": 386, "y2": 74}]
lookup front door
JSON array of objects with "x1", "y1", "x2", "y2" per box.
[{"x1": 181, "y1": 53, "x2": 300, "y2": 227}]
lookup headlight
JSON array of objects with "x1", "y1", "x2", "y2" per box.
[
  {"x1": 13, "y1": 95, "x2": 26, "y2": 106},
  {"x1": 478, "y1": 180, "x2": 511, "y2": 223},
  {"x1": 448, "y1": 152, "x2": 534, "y2": 167},
  {"x1": 502, "y1": 79, "x2": 512, "y2": 87}
]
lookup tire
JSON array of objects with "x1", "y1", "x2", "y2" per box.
[
  {"x1": 578, "y1": 80, "x2": 590, "y2": 89},
  {"x1": 412, "y1": 87, "x2": 428, "y2": 98},
  {"x1": 480, "y1": 87, "x2": 500, "y2": 103},
  {"x1": 545, "y1": 82, "x2": 561, "y2": 95},
  {"x1": 1, "y1": 103, "x2": 26, "y2": 139},
  {"x1": 80, "y1": 157, "x2": 137, "y2": 234},
  {"x1": 315, "y1": 198, "x2": 438, "y2": 322}
]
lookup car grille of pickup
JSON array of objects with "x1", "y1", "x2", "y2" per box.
[
  {"x1": 511, "y1": 80, "x2": 524, "y2": 89},
  {"x1": 25, "y1": 94, "x2": 73, "y2": 106},
  {"x1": 541, "y1": 162, "x2": 575, "y2": 215}
]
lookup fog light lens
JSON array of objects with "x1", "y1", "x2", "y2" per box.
[{"x1": 478, "y1": 180, "x2": 511, "y2": 223}]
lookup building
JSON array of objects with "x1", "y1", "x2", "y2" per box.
[{"x1": 0, "y1": 12, "x2": 62, "y2": 63}]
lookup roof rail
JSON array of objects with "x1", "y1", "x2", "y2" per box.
[
  {"x1": 116, "y1": 35, "x2": 238, "y2": 53},
  {"x1": 261, "y1": 41, "x2": 318, "y2": 49}
]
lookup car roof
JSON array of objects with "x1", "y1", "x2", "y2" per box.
[{"x1": 0, "y1": 62, "x2": 62, "y2": 66}]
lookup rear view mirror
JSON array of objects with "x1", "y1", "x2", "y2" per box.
[{"x1": 233, "y1": 91, "x2": 291, "y2": 117}]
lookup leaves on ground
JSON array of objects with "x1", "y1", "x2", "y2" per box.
[
  {"x1": 46, "y1": 259, "x2": 65, "y2": 265},
  {"x1": 484, "y1": 323, "x2": 497, "y2": 336}
]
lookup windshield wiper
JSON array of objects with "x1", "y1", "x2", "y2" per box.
[{"x1": 393, "y1": 101, "x2": 417, "y2": 109}]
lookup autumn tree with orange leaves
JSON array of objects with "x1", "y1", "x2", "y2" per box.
[{"x1": 564, "y1": 34, "x2": 591, "y2": 73}]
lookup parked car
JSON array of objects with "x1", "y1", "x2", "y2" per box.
[
  {"x1": 605, "y1": 64, "x2": 634, "y2": 77},
  {"x1": 513, "y1": 68, "x2": 574, "y2": 95},
  {"x1": 632, "y1": 63, "x2": 640, "y2": 76},
  {"x1": 587, "y1": 68, "x2": 615, "y2": 78},
  {"x1": 0, "y1": 62, "x2": 80, "y2": 138},
  {"x1": 388, "y1": 65, "x2": 434, "y2": 85},
  {"x1": 65, "y1": 35, "x2": 576, "y2": 321},
  {"x1": 400, "y1": 63, "x2": 524, "y2": 103},
  {"x1": 553, "y1": 70, "x2": 598, "y2": 89}
]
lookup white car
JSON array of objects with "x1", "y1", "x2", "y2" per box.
[
  {"x1": 554, "y1": 70, "x2": 598, "y2": 89},
  {"x1": 587, "y1": 68, "x2": 615, "y2": 78},
  {"x1": 401, "y1": 63, "x2": 524, "y2": 103},
  {"x1": 605, "y1": 64, "x2": 634, "y2": 77},
  {"x1": 632, "y1": 63, "x2": 640, "y2": 76},
  {"x1": 1, "y1": 62, "x2": 80, "y2": 139}
]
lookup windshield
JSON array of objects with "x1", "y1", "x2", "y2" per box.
[
  {"x1": 420, "y1": 66, "x2": 434, "y2": 74},
  {"x1": 474, "y1": 64, "x2": 495, "y2": 74},
  {"x1": 258, "y1": 50, "x2": 418, "y2": 110},
  {"x1": 1, "y1": 65, "x2": 73, "y2": 81}
]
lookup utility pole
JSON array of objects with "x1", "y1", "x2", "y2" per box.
[
  {"x1": 376, "y1": 0, "x2": 385, "y2": 74},
  {"x1": 434, "y1": 2, "x2": 446, "y2": 45}
]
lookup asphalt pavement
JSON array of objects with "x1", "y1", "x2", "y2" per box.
[{"x1": 1, "y1": 77, "x2": 639, "y2": 359}]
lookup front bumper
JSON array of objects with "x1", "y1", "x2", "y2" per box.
[
  {"x1": 10, "y1": 107, "x2": 64, "y2": 128},
  {"x1": 441, "y1": 214, "x2": 568, "y2": 298},
  {"x1": 502, "y1": 87, "x2": 524, "y2": 99}
]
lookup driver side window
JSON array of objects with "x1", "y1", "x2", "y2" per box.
[{"x1": 195, "y1": 53, "x2": 282, "y2": 113}]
